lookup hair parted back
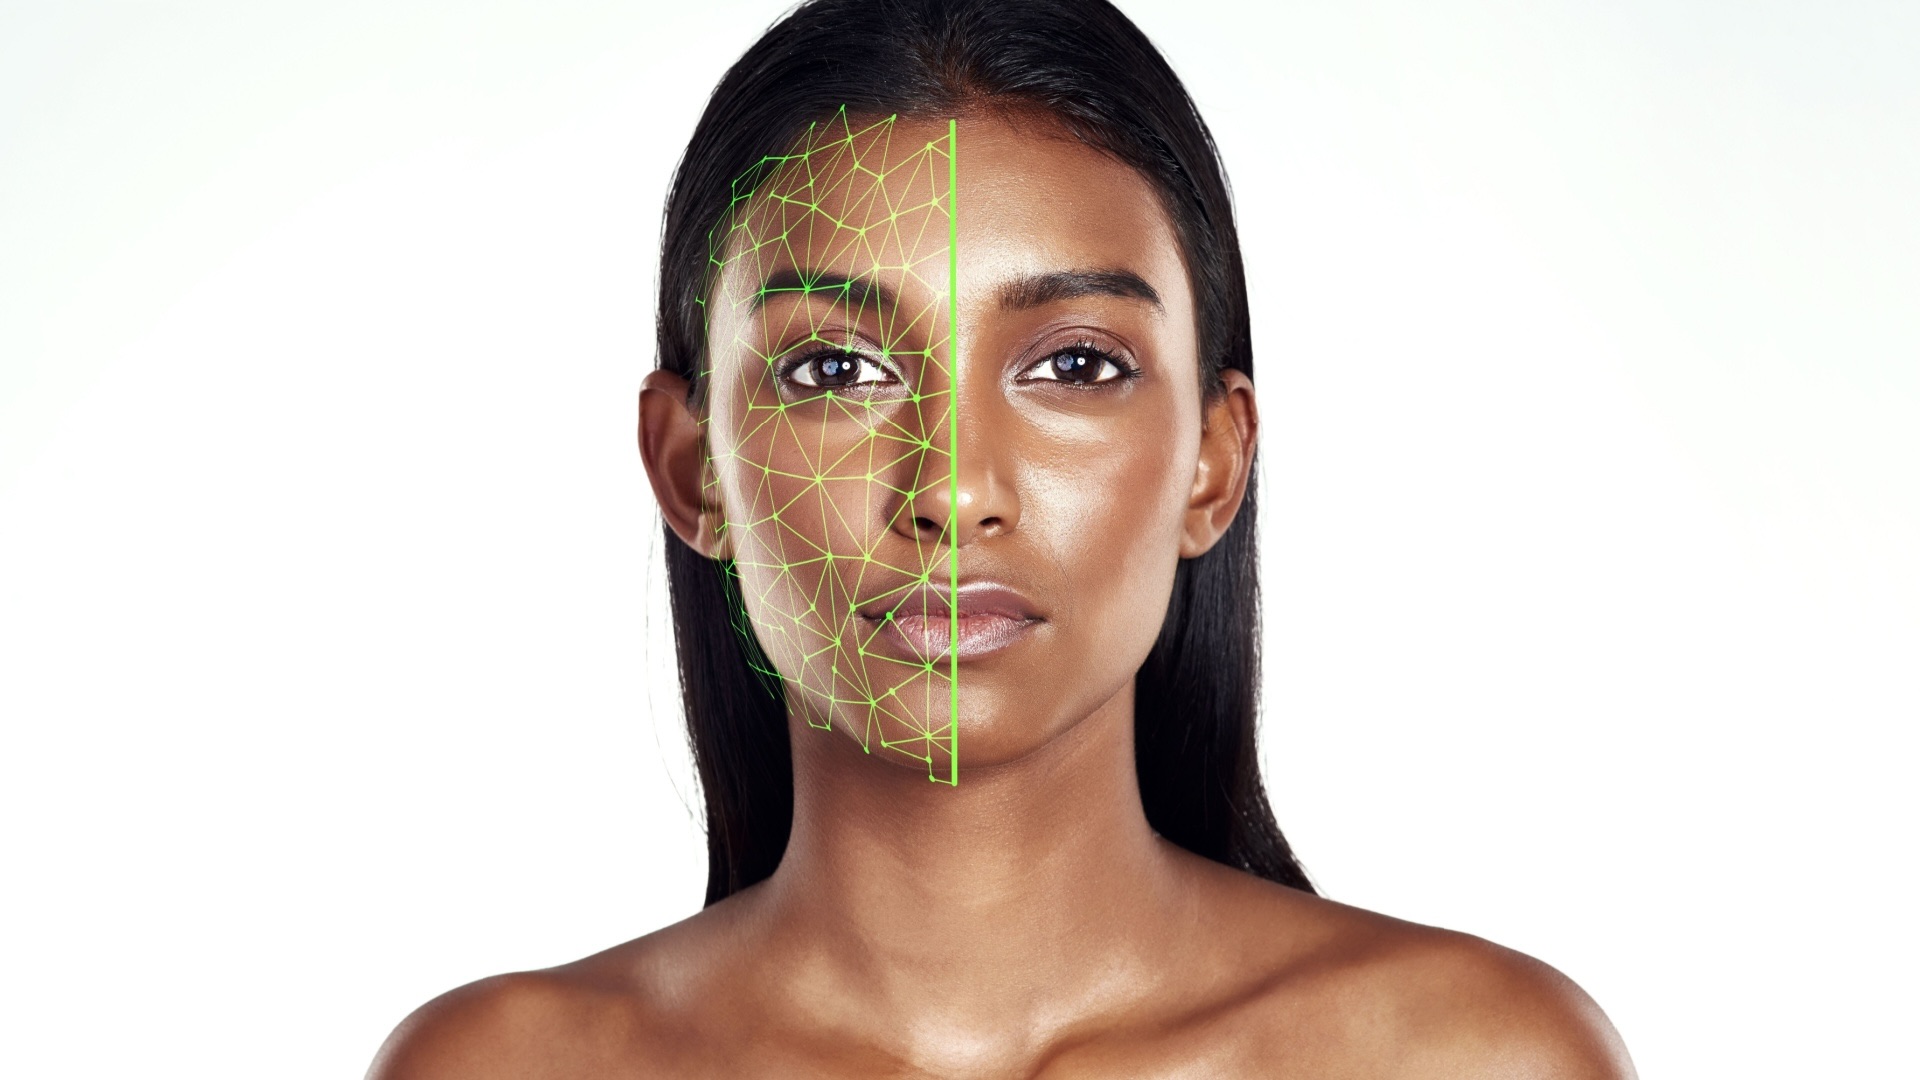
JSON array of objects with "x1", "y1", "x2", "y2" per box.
[{"x1": 656, "y1": 0, "x2": 1313, "y2": 905}]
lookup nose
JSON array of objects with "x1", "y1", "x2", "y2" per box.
[{"x1": 893, "y1": 383, "x2": 1019, "y2": 549}]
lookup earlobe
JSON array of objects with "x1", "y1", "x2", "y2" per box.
[
  {"x1": 638, "y1": 370, "x2": 728, "y2": 559},
  {"x1": 1179, "y1": 369, "x2": 1258, "y2": 559}
]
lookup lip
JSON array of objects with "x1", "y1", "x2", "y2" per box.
[{"x1": 857, "y1": 581, "x2": 1043, "y2": 663}]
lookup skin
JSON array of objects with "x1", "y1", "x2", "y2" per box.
[{"x1": 368, "y1": 111, "x2": 1637, "y2": 1079}]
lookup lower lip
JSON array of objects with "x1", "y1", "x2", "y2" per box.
[{"x1": 872, "y1": 612, "x2": 1039, "y2": 662}]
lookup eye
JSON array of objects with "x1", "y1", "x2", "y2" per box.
[
  {"x1": 785, "y1": 350, "x2": 894, "y2": 390},
  {"x1": 1020, "y1": 344, "x2": 1133, "y2": 385}
]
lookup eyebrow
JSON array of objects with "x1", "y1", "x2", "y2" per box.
[
  {"x1": 752, "y1": 268, "x2": 895, "y2": 312},
  {"x1": 996, "y1": 268, "x2": 1163, "y2": 313}
]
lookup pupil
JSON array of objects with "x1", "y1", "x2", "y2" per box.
[
  {"x1": 816, "y1": 354, "x2": 858, "y2": 386},
  {"x1": 1054, "y1": 353, "x2": 1095, "y2": 382}
]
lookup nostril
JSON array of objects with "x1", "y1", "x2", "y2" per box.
[{"x1": 913, "y1": 516, "x2": 940, "y2": 533}]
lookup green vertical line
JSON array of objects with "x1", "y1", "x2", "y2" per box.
[{"x1": 946, "y1": 116, "x2": 960, "y2": 787}]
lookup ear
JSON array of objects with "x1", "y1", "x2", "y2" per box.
[
  {"x1": 1179, "y1": 368, "x2": 1258, "y2": 558},
  {"x1": 638, "y1": 370, "x2": 728, "y2": 559}
]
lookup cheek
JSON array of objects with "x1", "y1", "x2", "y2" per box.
[
  {"x1": 707, "y1": 377, "x2": 933, "y2": 677},
  {"x1": 1016, "y1": 393, "x2": 1198, "y2": 653},
  {"x1": 714, "y1": 430, "x2": 869, "y2": 644},
  {"x1": 711, "y1": 370, "x2": 897, "y2": 558}
]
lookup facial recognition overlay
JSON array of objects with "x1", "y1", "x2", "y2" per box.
[{"x1": 699, "y1": 110, "x2": 961, "y2": 784}]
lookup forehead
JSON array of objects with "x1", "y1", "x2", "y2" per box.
[
  {"x1": 713, "y1": 111, "x2": 1189, "y2": 319},
  {"x1": 950, "y1": 111, "x2": 1186, "y2": 296},
  {"x1": 715, "y1": 114, "x2": 952, "y2": 294}
]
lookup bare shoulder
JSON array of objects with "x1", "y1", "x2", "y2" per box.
[
  {"x1": 366, "y1": 969, "x2": 599, "y2": 1080},
  {"x1": 1200, "y1": 866, "x2": 1636, "y2": 1079},
  {"x1": 365, "y1": 909, "x2": 736, "y2": 1080},
  {"x1": 1332, "y1": 916, "x2": 1637, "y2": 1080}
]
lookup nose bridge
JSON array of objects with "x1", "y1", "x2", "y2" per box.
[
  {"x1": 880, "y1": 114, "x2": 1015, "y2": 555},
  {"x1": 891, "y1": 344, "x2": 1017, "y2": 550}
]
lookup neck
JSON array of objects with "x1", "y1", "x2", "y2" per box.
[{"x1": 757, "y1": 681, "x2": 1191, "y2": 1049}]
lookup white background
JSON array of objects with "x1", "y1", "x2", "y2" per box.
[{"x1": 2, "y1": 1, "x2": 1914, "y2": 1076}]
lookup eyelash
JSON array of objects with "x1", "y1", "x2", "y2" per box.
[{"x1": 1019, "y1": 341, "x2": 1142, "y2": 386}]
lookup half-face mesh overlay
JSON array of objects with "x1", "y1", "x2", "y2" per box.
[{"x1": 697, "y1": 110, "x2": 960, "y2": 784}]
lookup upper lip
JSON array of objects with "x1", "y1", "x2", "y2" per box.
[{"x1": 857, "y1": 581, "x2": 1041, "y2": 622}]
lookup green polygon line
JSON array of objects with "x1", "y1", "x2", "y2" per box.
[{"x1": 945, "y1": 117, "x2": 959, "y2": 787}]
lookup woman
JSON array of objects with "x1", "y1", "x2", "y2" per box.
[{"x1": 372, "y1": 0, "x2": 1635, "y2": 1075}]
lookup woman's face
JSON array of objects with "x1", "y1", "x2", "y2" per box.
[{"x1": 694, "y1": 110, "x2": 1248, "y2": 778}]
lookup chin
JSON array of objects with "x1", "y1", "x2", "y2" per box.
[
  {"x1": 788, "y1": 685, "x2": 1080, "y2": 779},
  {"x1": 779, "y1": 623, "x2": 1140, "y2": 780},
  {"x1": 881, "y1": 685, "x2": 1118, "y2": 773},
  {"x1": 956, "y1": 678, "x2": 1134, "y2": 771}
]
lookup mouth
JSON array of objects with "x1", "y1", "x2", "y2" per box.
[{"x1": 857, "y1": 581, "x2": 1042, "y2": 663}]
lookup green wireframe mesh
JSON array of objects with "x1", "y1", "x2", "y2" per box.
[{"x1": 697, "y1": 110, "x2": 960, "y2": 784}]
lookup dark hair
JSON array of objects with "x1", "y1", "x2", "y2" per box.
[{"x1": 656, "y1": 0, "x2": 1313, "y2": 904}]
